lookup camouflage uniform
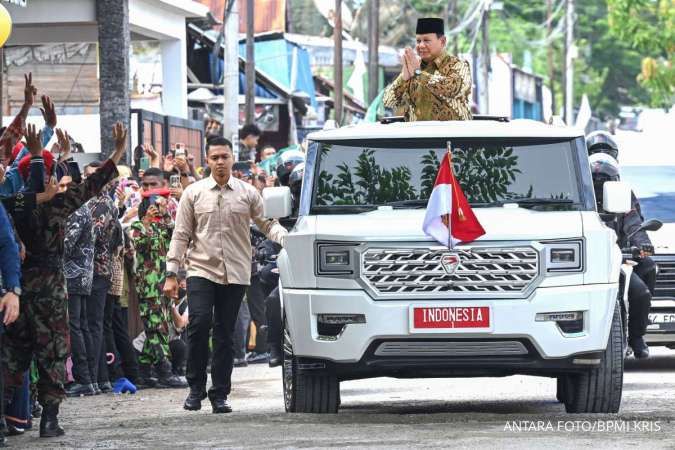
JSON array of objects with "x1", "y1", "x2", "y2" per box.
[
  {"x1": 128, "y1": 216, "x2": 173, "y2": 366},
  {"x1": 3, "y1": 160, "x2": 118, "y2": 407}
]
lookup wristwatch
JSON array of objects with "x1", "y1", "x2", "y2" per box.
[
  {"x1": 10, "y1": 286, "x2": 21, "y2": 296},
  {"x1": 165, "y1": 271, "x2": 178, "y2": 279},
  {"x1": 414, "y1": 69, "x2": 422, "y2": 77}
]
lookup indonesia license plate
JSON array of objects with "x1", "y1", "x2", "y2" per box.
[
  {"x1": 648, "y1": 313, "x2": 675, "y2": 325},
  {"x1": 410, "y1": 305, "x2": 491, "y2": 333}
]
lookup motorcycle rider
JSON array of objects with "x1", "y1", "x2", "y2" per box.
[
  {"x1": 586, "y1": 131, "x2": 656, "y2": 294},
  {"x1": 590, "y1": 153, "x2": 654, "y2": 358},
  {"x1": 259, "y1": 155, "x2": 305, "y2": 367}
]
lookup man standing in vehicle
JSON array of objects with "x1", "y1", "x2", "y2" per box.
[{"x1": 383, "y1": 17, "x2": 472, "y2": 121}]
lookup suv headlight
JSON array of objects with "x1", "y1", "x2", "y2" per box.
[
  {"x1": 316, "y1": 242, "x2": 359, "y2": 276},
  {"x1": 543, "y1": 240, "x2": 583, "y2": 272}
]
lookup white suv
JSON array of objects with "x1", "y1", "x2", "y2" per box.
[{"x1": 265, "y1": 118, "x2": 631, "y2": 414}]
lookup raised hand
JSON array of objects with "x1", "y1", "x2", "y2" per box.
[
  {"x1": 55, "y1": 128, "x2": 71, "y2": 161},
  {"x1": 40, "y1": 95, "x2": 57, "y2": 128},
  {"x1": 37, "y1": 177, "x2": 59, "y2": 204},
  {"x1": 143, "y1": 144, "x2": 160, "y2": 167},
  {"x1": 163, "y1": 153, "x2": 175, "y2": 173},
  {"x1": 25, "y1": 123, "x2": 43, "y2": 157},
  {"x1": 110, "y1": 122, "x2": 128, "y2": 165},
  {"x1": 24, "y1": 73, "x2": 37, "y2": 107}
]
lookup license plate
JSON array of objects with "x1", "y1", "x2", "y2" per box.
[
  {"x1": 649, "y1": 313, "x2": 675, "y2": 324},
  {"x1": 410, "y1": 306, "x2": 491, "y2": 333}
]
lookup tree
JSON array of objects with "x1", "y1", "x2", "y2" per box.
[
  {"x1": 97, "y1": 0, "x2": 131, "y2": 159},
  {"x1": 606, "y1": 0, "x2": 674, "y2": 108}
]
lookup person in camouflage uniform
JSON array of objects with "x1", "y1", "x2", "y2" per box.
[
  {"x1": 3, "y1": 121, "x2": 128, "y2": 438},
  {"x1": 128, "y1": 193, "x2": 186, "y2": 388}
]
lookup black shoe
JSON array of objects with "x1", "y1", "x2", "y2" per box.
[
  {"x1": 92, "y1": 383, "x2": 102, "y2": 395},
  {"x1": 155, "y1": 361, "x2": 189, "y2": 388},
  {"x1": 629, "y1": 336, "x2": 650, "y2": 359},
  {"x1": 7, "y1": 424, "x2": 25, "y2": 436},
  {"x1": 0, "y1": 433, "x2": 6, "y2": 448},
  {"x1": 246, "y1": 352, "x2": 269, "y2": 364},
  {"x1": 39, "y1": 404, "x2": 65, "y2": 438},
  {"x1": 65, "y1": 383, "x2": 95, "y2": 398},
  {"x1": 137, "y1": 363, "x2": 158, "y2": 389},
  {"x1": 208, "y1": 394, "x2": 232, "y2": 414},
  {"x1": 269, "y1": 346, "x2": 283, "y2": 368},
  {"x1": 183, "y1": 388, "x2": 207, "y2": 411},
  {"x1": 233, "y1": 357, "x2": 248, "y2": 368},
  {"x1": 99, "y1": 381, "x2": 113, "y2": 393}
]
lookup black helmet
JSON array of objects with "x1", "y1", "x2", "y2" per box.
[
  {"x1": 586, "y1": 130, "x2": 619, "y2": 161},
  {"x1": 589, "y1": 153, "x2": 620, "y2": 209},
  {"x1": 289, "y1": 162, "x2": 305, "y2": 193},
  {"x1": 276, "y1": 149, "x2": 305, "y2": 186}
]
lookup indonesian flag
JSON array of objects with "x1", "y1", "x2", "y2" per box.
[{"x1": 422, "y1": 149, "x2": 486, "y2": 247}]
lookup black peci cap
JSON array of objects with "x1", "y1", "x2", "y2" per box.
[{"x1": 416, "y1": 17, "x2": 445, "y2": 35}]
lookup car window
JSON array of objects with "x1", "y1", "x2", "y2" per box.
[{"x1": 309, "y1": 138, "x2": 583, "y2": 212}]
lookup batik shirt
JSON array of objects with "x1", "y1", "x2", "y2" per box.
[
  {"x1": 89, "y1": 187, "x2": 122, "y2": 281},
  {"x1": 63, "y1": 203, "x2": 95, "y2": 295},
  {"x1": 16, "y1": 160, "x2": 119, "y2": 270},
  {"x1": 383, "y1": 53, "x2": 473, "y2": 121},
  {"x1": 129, "y1": 214, "x2": 173, "y2": 299}
]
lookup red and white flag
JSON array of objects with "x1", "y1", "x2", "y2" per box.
[{"x1": 422, "y1": 149, "x2": 486, "y2": 247}]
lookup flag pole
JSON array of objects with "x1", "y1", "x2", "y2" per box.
[{"x1": 446, "y1": 141, "x2": 466, "y2": 222}]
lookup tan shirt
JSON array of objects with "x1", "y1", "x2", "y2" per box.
[{"x1": 166, "y1": 175, "x2": 287, "y2": 286}]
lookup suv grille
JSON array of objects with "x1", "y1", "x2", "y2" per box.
[
  {"x1": 654, "y1": 256, "x2": 675, "y2": 299},
  {"x1": 361, "y1": 247, "x2": 539, "y2": 297}
]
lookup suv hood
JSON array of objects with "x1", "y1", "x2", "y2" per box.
[{"x1": 312, "y1": 208, "x2": 583, "y2": 242}]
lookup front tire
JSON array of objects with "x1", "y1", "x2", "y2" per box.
[
  {"x1": 563, "y1": 300, "x2": 624, "y2": 413},
  {"x1": 282, "y1": 318, "x2": 339, "y2": 413}
]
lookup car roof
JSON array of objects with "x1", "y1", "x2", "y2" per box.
[{"x1": 308, "y1": 119, "x2": 583, "y2": 141}]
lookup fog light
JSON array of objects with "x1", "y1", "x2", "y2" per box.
[
  {"x1": 316, "y1": 314, "x2": 366, "y2": 340},
  {"x1": 536, "y1": 311, "x2": 584, "y2": 334},
  {"x1": 317, "y1": 314, "x2": 366, "y2": 325}
]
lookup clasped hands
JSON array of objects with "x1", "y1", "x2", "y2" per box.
[{"x1": 400, "y1": 47, "x2": 422, "y2": 81}]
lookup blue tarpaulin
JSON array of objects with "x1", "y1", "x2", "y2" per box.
[
  {"x1": 208, "y1": 53, "x2": 278, "y2": 99},
  {"x1": 238, "y1": 39, "x2": 317, "y2": 108}
]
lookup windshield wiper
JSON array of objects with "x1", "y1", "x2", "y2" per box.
[
  {"x1": 511, "y1": 198, "x2": 574, "y2": 205},
  {"x1": 470, "y1": 199, "x2": 575, "y2": 208},
  {"x1": 384, "y1": 199, "x2": 428, "y2": 209},
  {"x1": 310, "y1": 205, "x2": 378, "y2": 214}
]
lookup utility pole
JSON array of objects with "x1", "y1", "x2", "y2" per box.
[
  {"x1": 564, "y1": 0, "x2": 574, "y2": 126},
  {"x1": 333, "y1": 0, "x2": 343, "y2": 124},
  {"x1": 547, "y1": 0, "x2": 556, "y2": 115},
  {"x1": 367, "y1": 0, "x2": 379, "y2": 103},
  {"x1": 479, "y1": 2, "x2": 490, "y2": 115},
  {"x1": 223, "y1": 0, "x2": 240, "y2": 158},
  {"x1": 245, "y1": 0, "x2": 255, "y2": 125},
  {"x1": 449, "y1": 0, "x2": 458, "y2": 55}
]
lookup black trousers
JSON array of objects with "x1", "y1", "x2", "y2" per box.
[
  {"x1": 265, "y1": 287, "x2": 282, "y2": 347},
  {"x1": 68, "y1": 293, "x2": 92, "y2": 385},
  {"x1": 86, "y1": 275, "x2": 111, "y2": 384},
  {"x1": 111, "y1": 298, "x2": 140, "y2": 383},
  {"x1": 628, "y1": 271, "x2": 651, "y2": 339},
  {"x1": 247, "y1": 275, "x2": 268, "y2": 352},
  {"x1": 635, "y1": 256, "x2": 657, "y2": 295},
  {"x1": 186, "y1": 277, "x2": 246, "y2": 398}
]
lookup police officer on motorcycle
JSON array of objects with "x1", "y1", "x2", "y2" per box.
[
  {"x1": 257, "y1": 152, "x2": 305, "y2": 367},
  {"x1": 589, "y1": 153, "x2": 655, "y2": 358}
]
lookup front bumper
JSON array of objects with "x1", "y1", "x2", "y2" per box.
[{"x1": 283, "y1": 284, "x2": 618, "y2": 371}]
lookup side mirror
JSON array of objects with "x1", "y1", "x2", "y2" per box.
[
  {"x1": 639, "y1": 219, "x2": 663, "y2": 233},
  {"x1": 602, "y1": 181, "x2": 631, "y2": 214},
  {"x1": 263, "y1": 186, "x2": 292, "y2": 219}
]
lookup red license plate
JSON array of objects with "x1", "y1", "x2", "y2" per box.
[{"x1": 412, "y1": 306, "x2": 491, "y2": 330}]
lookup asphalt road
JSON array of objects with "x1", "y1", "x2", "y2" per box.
[{"x1": 11, "y1": 348, "x2": 675, "y2": 449}]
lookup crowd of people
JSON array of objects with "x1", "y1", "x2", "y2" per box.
[{"x1": 0, "y1": 74, "x2": 305, "y2": 444}]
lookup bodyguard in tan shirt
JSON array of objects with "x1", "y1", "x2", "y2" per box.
[{"x1": 164, "y1": 136, "x2": 287, "y2": 414}]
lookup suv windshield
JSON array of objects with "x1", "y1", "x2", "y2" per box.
[{"x1": 308, "y1": 138, "x2": 584, "y2": 213}]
